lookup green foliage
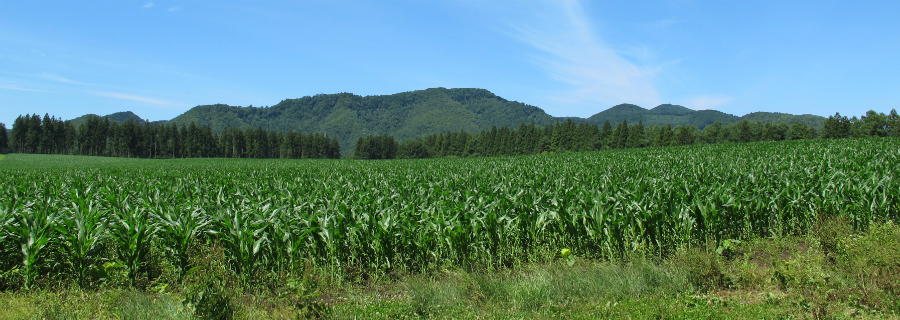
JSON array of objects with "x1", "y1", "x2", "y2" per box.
[
  {"x1": 9, "y1": 114, "x2": 340, "y2": 159},
  {"x1": 69, "y1": 111, "x2": 147, "y2": 128},
  {"x1": 169, "y1": 88, "x2": 557, "y2": 156},
  {"x1": 213, "y1": 204, "x2": 269, "y2": 281},
  {"x1": 383, "y1": 110, "x2": 850, "y2": 159},
  {"x1": 0, "y1": 137, "x2": 897, "y2": 292},
  {"x1": 0, "y1": 222, "x2": 898, "y2": 318},
  {"x1": 396, "y1": 138, "x2": 431, "y2": 159},
  {"x1": 672, "y1": 246, "x2": 725, "y2": 291},
  {"x1": 152, "y1": 202, "x2": 211, "y2": 280},
  {"x1": 354, "y1": 135, "x2": 398, "y2": 159},
  {"x1": 108, "y1": 203, "x2": 156, "y2": 288},
  {"x1": 0, "y1": 122, "x2": 8, "y2": 154},
  {"x1": 588, "y1": 103, "x2": 825, "y2": 130},
  {"x1": 5, "y1": 194, "x2": 58, "y2": 290},
  {"x1": 183, "y1": 270, "x2": 236, "y2": 320},
  {"x1": 55, "y1": 189, "x2": 107, "y2": 288},
  {"x1": 25, "y1": 92, "x2": 900, "y2": 159},
  {"x1": 836, "y1": 221, "x2": 900, "y2": 310},
  {"x1": 136, "y1": 88, "x2": 830, "y2": 155}
]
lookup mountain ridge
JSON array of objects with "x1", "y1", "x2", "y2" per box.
[{"x1": 66, "y1": 87, "x2": 826, "y2": 153}]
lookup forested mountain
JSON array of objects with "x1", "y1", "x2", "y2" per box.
[
  {"x1": 167, "y1": 88, "x2": 557, "y2": 155},
  {"x1": 59, "y1": 88, "x2": 828, "y2": 154},
  {"x1": 70, "y1": 111, "x2": 148, "y2": 128},
  {"x1": 585, "y1": 104, "x2": 824, "y2": 129}
]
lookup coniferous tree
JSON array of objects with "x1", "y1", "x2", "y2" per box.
[
  {"x1": 398, "y1": 138, "x2": 430, "y2": 159},
  {"x1": 329, "y1": 136, "x2": 341, "y2": 159},
  {"x1": 654, "y1": 124, "x2": 673, "y2": 147},
  {"x1": 25, "y1": 114, "x2": 42, "y2": 153},
  {"x1": 40, "y1": 114, "x2": 54, "y2": 154},
  {"x1": 548, "y1": 122, "x2": 561, "y2": 152},
  {"x1": 355, "y1": 134, "x2": 397, "y2": 159},
  {"x1": 9, "y1": 116, "x2": 27, "y2": 153},
  {"x1": 233, "y1": 128, "x2": 246, "y2": 158},
  {"x1": 108, "y1": 122, "x2": 122, "y2": 157},
  {"x1": 735, "y1": 120, "x2": 753, "y2": 143},
  {"x1": 887, "y1": 109, "x2": 899, "y2": 137},
  {"x1": 578, "y1": 123, "x2": 600, "y2": 151},
  {"x1": 498, "y1": 126, "x2": 512, "y2": 155},
  {"x1": 53, "y1": 118, "x2": 67, "y2": 154},
  {"x1": 612, "y1": 120, "x2": 629, "y2": 149},
  {"x1": 599, "y1": 120, "x2": 613, "y2": 149},
  {"x1": 0, "y1": 122, "x2": 8, "y2": 153},
  {"x1": 673, "y1": 126, "x2": 696, "y2": 146},
  {"x1": 6, "y1": 112, "x2": 340, "y2": 159},
  {"x1": 279, "y1": 131, "x2": 292, "y2": 159},
  {"x1": 168, "y1": 123, "x2": 180, "y2": 158},
  {"x1": 626, "y1": 121, "x2": 645, "y2": 148},
  {"x1": 14, "y1": 107, "x2": 896, "y2": 160},
  {"x1": 534, "y1": 125, "x2": 552, "y2": 154}
]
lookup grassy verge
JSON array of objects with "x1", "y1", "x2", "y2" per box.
[{"x1": 1, "y1": 218, "x2": 897, "y2": 319}]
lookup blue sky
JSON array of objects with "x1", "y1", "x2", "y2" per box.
[{"x1": 2, "y1": 0, "x2": 899, "y2": 126}]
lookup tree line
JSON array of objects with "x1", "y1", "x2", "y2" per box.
[
  {"x1": 2, "y1": 114, "x2": 340, "y2": 159},
  {"x1": 355, "y1": 109, "x2": 899, "y2": 159},
  {"x1": 3, "y1": 109, "x2": 896, "y2": 159}
]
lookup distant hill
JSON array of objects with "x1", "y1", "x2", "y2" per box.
[
  {"x1": 70, "y1": 111, "x2": 147, "y2": 128},
  {"x1": 586, "y1": 104, "x2": 823, "y2": 129},
  {"x1": 168, "y1": 88, "x2": 557, "y2": 154},
  {"x1": 67, "y1": 88, "x2": 827, "y2": 154}
]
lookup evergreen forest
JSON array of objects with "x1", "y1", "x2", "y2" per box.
[
  {"x1": 2, "y1": 114, "x2": 340, "y2": 159},
  {"x1": 355, "y1": 110, "x2": 898, "y2": 159}
]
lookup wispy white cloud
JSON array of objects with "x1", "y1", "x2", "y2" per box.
[
  {"x1": 509, "y1": 0, "x2": 661, "y2": 113},
  {"x1": 0, "y1": 84, "x2": 43, "y2": 92},
  {"x1": 689, "y1": 94, "x2": 732, "y2": 110},
  {"x1": 96, "y1": 91, "x2": 175, "y2": 105},
  {"x1": 42, "y1": 73, "x2": 94, "y2": 86},
  {"x1": 168, "y1": 6, "x2": 179, "y2": 12},
  {"x1": 143, "y1": 3, "x2": 154, "y2": 8}
]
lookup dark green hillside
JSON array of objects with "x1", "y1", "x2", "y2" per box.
[
  {"x1": 587, "y1": 103, "x2": 734, "y2": 128},
  {"x1": 649, "y1": 104, "x2": 693, "y2": 116},
  {"x1": 70, "y1": 111, "x2": 146, "y2": 128},
  {"x1": 169, "y1": 88, "x2": 557, "y2": 154},
  {"x1": 59, "y1": 88, "x2": 828, "y2": 155},
  {"x1": 586, "y1": 103, "x2": 646, "y2": 124},
  {"x1": 741, "y1": 111, "x2": 824, "y2": 128},
  {"x1": 587, "y1": 103, "x2": 825, "y2": 129}
]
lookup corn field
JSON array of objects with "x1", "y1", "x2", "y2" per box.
[{"x1": 0, "y1": 138, "x2": 897, "y2": 289}]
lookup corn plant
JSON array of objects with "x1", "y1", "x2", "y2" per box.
[
  {"x1": 212, "y1": 201, "x2": 270, "y2": 282},
  {"x1": 0, "y1": 193, "x2": 16, "y2": 262},
  {"x1": 0, "y1": 137, "x2": 897, "y2": 286},
  {"x1": 7, "y1": 197, "x2": 57, "y2": 289},
  {"x1": 267, "y1": 206, "x2": 315, "y2": 272},
  {"x1": 152, "y1": 203, "x2": 211, "y2": 280},
  {"x1": 55, "y1": 189, "x2": 106, "y2": 288},
  {"x1": 108, "y1": 204, "x2": 156, "y2": 288}
]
